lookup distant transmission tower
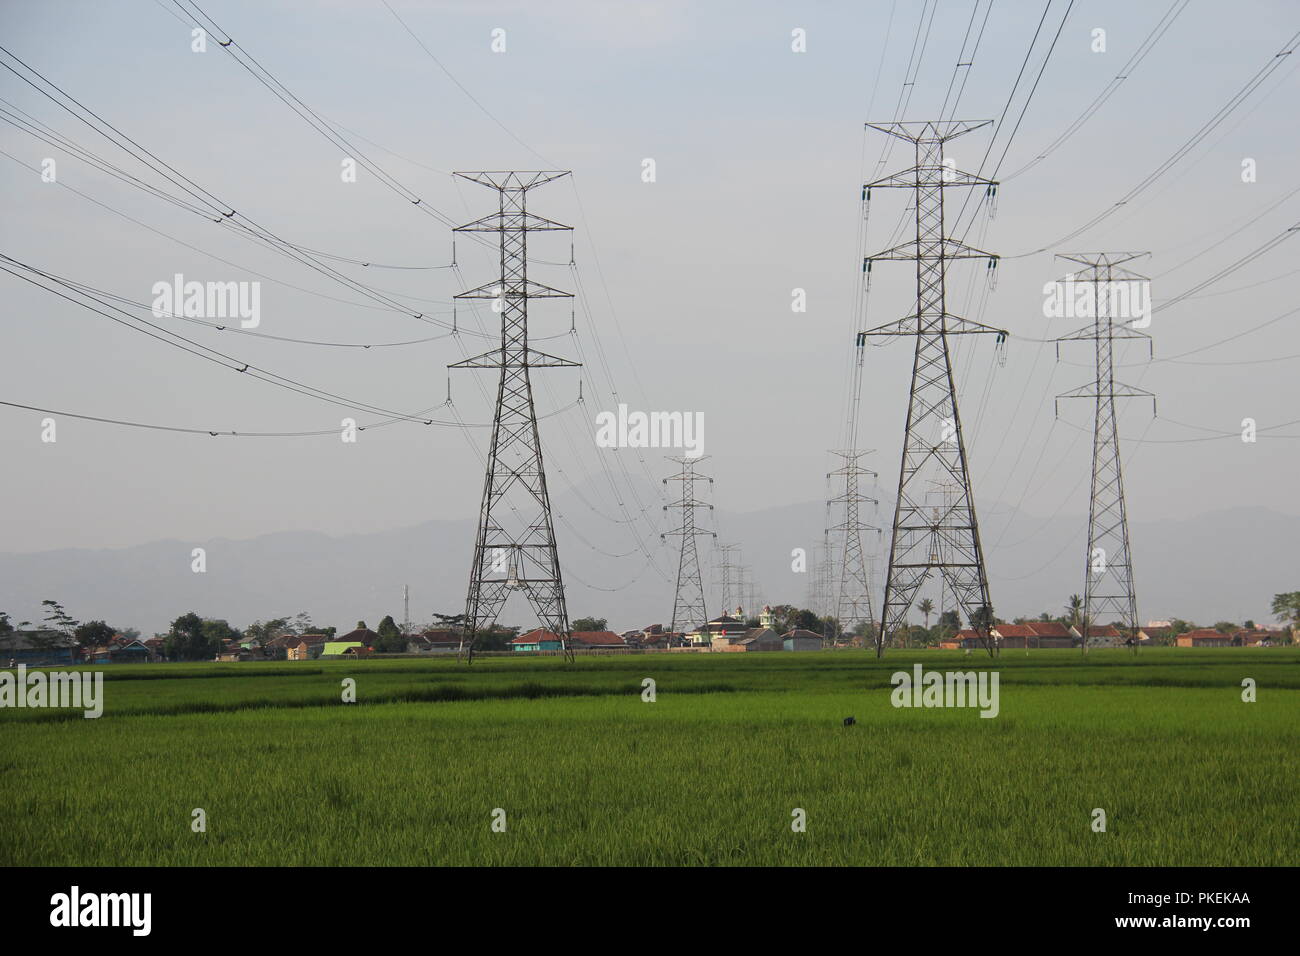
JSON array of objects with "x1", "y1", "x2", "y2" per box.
[
  {"x1": 817, "y1": 521, "x2": 838, "y2": 617},
  {"x1": 717, "y1": 542, "x2": 740, "y2": 618},
  {"x1": 805, "y1": 538, "x2": 827, "y2": 611},
  {"x1": 1053, "y1": 252, "x2": 1154, "y2": 654},
  {"x1": 827, "y1": 449, "x2": 879, "y2": 641},
  {"x1": 450, "y1": 171, "x2": 579, "y2": 662},
  {"x1": 736, "y1": 566, "x2": 754, "y2": 620},
  {"x1": 662, "y1": 456, "x2": 715, "y2": 635},
  {"x1": 860, "y1": 121, "x2": 1005, "y2": 657}
]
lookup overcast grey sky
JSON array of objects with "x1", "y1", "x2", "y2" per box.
[{"x1": 2, "y1": 1, "x2": 1298, "y2": 625}]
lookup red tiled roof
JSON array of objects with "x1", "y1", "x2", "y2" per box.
[
  {"x1": 993, "y1": 624, "x2": 1036, "y2": 638},
  {"x1": 337, "y1": 628, "x2": 380, "y2": 645},
  {"x1": 1080, "y1": 625, "x2": 1123, "y2": 637},
  {"x1": 1181, "y1": 628, "x2": 1230, "y2": 640},
  {"x1": 511, "y1": 629, "x2": 562, "y2": 644},
  {"x1": 570, "y1": 631, "x2": 625, "y2": 646},
  {"x1": 1026, "y1": 621, "x2": 1070, "y2": 638}
]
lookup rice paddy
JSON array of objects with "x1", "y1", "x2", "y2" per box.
[{"x1": 2, "y1": 648, "x2": 1295, "y2": 866}]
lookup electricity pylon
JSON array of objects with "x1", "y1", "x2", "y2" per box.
[
  {"x1": 806, "y1": 538, "x2": 828, "y2": 614},
  {"x1": 736, "y1": 565, "x2": 755, "y2": 620},
  {"x1": 716, "y1": 542, "x2": 741, "y2": 618},
  {"x1": 1052, "y1": 252, "x2": 1154, "y2": 654},
  {"x1": 450, "y1": 171, "x2": 579, "y2": 663},
  {"x1": 662, "y1": 456, "x2": 714, "y2": 636},
  {"x1": 827, "y1": 449, "x2": 879, "y2": 641},
  {"x1": 860, "y1": 121, "x2": 1005, "y2": 657}
]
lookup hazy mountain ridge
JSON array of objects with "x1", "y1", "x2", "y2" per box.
[{"x1": 2, "y1": 490, "x2": 1293, "y2": 635}]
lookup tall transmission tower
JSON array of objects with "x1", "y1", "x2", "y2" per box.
[
  {"x1": 827, "y1": 449, "x2": 880, "y2": 641},
  {"x1": 1053, "y1": 252, "x2": 1154, "y2": 653},
  {"x1": 860, "y1": 121, "x2": 1005, "y2": 657},
  {"x1": 450, "y1": 171, "x2": 579, "y2": 662},
  {"x1": 662, "y1": 456, "x2": 715, "y2": 635}
]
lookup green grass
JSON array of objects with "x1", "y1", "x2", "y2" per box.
[{"x1": 1, "y1": 648, "x2": 1295, "y2": 865}]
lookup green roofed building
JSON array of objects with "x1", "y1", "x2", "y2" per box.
[{"x1": 321, "y1": 641, "x2": 363, "y2": 657}]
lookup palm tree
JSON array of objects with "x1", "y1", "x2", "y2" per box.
[
  {"x1": 1066, "y1": 594, "x2": 1083, "y2": 630},
  {"x1": 919, "y1": 598, "x2": 934, "y2": 629}
]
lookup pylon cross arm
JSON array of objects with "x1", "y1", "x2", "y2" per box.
[
  {"x1": 865, "y1": 167, "x2": 997, "y2": 190},
  {"x1": 455, "y1": 211, "x2": 573, "y2": 233}
]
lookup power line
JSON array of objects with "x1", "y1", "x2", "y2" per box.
[
  {"x1": 0, "y1": 146, "x2": 467, "y2": 326},
  {"x1": 0, "y1": 396, "x2": 579, "y2": 438},
  {"x1": 0, "y1": 44, "x2": 486, "y2": 331},
  {"x1": 1013, "y1": 27, "x2": 1300, "y2": 255},
  {"x1": 1002, "y1": 0, "x2": 1190, "y2": 181},
  {"x1": 2, "y1": 253, "x2": 447, "y2": 423}
]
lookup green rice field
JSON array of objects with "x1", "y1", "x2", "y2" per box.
[{"x1": 2, "y1": 648, "x2": 1295, "y2": 866}]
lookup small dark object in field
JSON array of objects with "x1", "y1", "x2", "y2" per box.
[{"x1": 843, "y1": 716, "x2": 856, "y2": 726}]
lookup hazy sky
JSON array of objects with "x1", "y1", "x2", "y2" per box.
[{"x1": 2, "y1": 1, "x2": 1298, "y2": 623}]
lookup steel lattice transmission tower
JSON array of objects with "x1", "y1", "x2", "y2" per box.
[
  {"x1": 1053, "y1": 252, "x2": 1154, "y2": 654},
  {"x1": 827, "y1": 449, "x2": 879, "y2": 640},
  {"x1": 450, "y1": 171, "x2": 580, "y2": 662},
  {"x1": 860, "y1": 121, "x2": 1005, "y2": 657},
  {"x1": 716, "y1": 542, "x2": 740, "y2": 618},
  {"x1": 662, "y1": 456, "x2": 715, "y2": 634}
]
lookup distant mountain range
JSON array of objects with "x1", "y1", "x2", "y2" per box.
[{"x1": 1, "y1": 485, "x2": 1293, "y2": 635}]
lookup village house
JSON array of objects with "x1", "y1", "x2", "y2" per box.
[
  {"x1": 992, "y1": 621, "x2": 1074, "y2": 649},
  {"x1": 687, "y1": 614, "x2": 746, "y2": 647},
  {"x1": 510, "y1": 628, "x2": 565, "y2": 652},
  {"x1": 110, "y1": 638, "x2": 153, "y2": 663},
  {"x1": 1231, "y1": 628, "x2": 1287, "y2": 646},
  {"x1": 1071, "y1": 624, "x2": 1128, "y2": 648},
  {"x1": 335, "y1": 625, "x2": 380, "y2": 649},
  {"x1": 739, "y1": 628, "x2": 784, "y2": 652},
  {"x1": 320, "y1": 641, "x2": 365, "y2": 657},
  {"x1": 1175, "y1": 627, "x2": 1286, "y2": 647},
  {"x1": 286, "y1": 634, "x2": 329, "y2": 661},
  {"x1": 782, "y1": 628, "x2": 823, "y2": 652},
  {"x1": 939, "y1": 629, "x2": 991, "y2": 650},
  {"x1": 1176, "y1": 628, "x2": 1232, "y2": 647},
  {"x1": 410, "y1": 629, "x2": 462, "y2": 654},
  {"x1": 712, "y1": 626, "x2": 781, "y2": 652},
  {"x1": 633, "y1": 629, "x2": 687, "y2": 649},
  {"x1": 569, "y1": 630, "x2": 627, "y2": 651},
  {"x1": 508, "y1": 629, "x2": 628, "y2": 652},
  {"x1": 0, "y1": 630, "x2": 78, "y2": 666}
]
